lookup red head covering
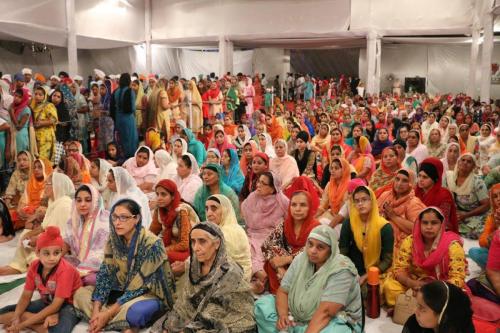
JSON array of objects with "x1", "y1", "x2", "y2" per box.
[
  {"x1": 36, "y1": 226, "x2": 64, "y2": 251},
  {"x1": 284, "y1": 176, "x2": 320, "y2": 215},
  {"x1": 155, "y1": 179, "x2": 181, "y2": 246},
  {"x1": 415, "y1": 157, "x2": 458, "y2": 232},
  {"x1": 283, "y1": 191, "x2": 320, "y2": 250},
  {"x1": 411, "y1": 207, "x2": 462, "y2": 278}
]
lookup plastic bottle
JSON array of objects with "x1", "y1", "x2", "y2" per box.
[{"x1": 366, "y1": 266, "x2": 381, "y2": 318}]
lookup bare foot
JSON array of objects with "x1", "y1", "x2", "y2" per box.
[{"x1": 0, "y1": 266, "x2": 21, "y2": 276}]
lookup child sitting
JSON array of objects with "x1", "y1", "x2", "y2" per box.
[{"x1": 0, "y1": 226, "x2": 82, "y2": 333}]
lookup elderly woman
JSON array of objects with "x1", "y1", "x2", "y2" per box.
[
  {"x1": 261, "y1": 191, "x2": 320, "y2": 294},
  {"x1": 369, "y1": 147, "x2": 401, "y2": 196},
  {"x1": 441, "y1": 142, "x2": 460, "y2": 172},
  {"x1": 382, "y1": 207, "x2": 466, "y2": 307},
  {"x1": 4, "y1": 151, "x2": 32, "y2": 210},
  {"x1": 74, "y1": 199, "x2": 175, "y2": 333},
  {"x1": 269, "y1": 139, "x2": 300, "y2": 189},
  {"x1": 377, "y1": 169, "x2": 426, "y2": 255},
  {"x1": 154, "y1": 149, "x2": 177, "y2": 181},
  {"x1": 416, "y1": 157, "x2": 458, "y2": 232},
  {"x1": 205, "y1": 148, "x2": 221, "y2": 165},
  {"x1": 153, "y1": 222, "x2": 256, "y2": 332},
  {"x1": 339, "y1": 186, "x2": 394, "y2": 286},
  {"x1": 173, "y1": 153, "x2": 202, "y2": 205},
  {"x1": 63, "y1": 184, "x2": 109, "y2": 286},
  {"x1": 241, "y1": 172, "x2": 289, "y2": 291},
  {"x1": 255, "y1": 225, "x2": 362, "y2": 333},
  {"x1": 426, "y1": 128, "x2": 447, "y2": 159},
  {"x1": 205, "y1": 194, "x2": 252, "y2": 281},
  {"x1": 443, "y1": 153, "x2": 490, "y2": 239},
  {"x1": 193, "y1": 164, "x2": 242, "y2": 225}
]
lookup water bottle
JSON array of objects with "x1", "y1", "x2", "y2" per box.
[{"x1": 366, "y1": 266, "x2": 381, "y2": 318}]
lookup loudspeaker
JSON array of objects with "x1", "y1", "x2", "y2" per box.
[{"x1": 404, "y1": 77, "x2": 426, "y2": 93}]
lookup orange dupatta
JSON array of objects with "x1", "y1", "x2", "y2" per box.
[
  {"x1": 327, "y1": 158, "x2": 351, "y2": 214},
  {"x1": 25, "y1": 157, "x2": 53, "y2": 207}
]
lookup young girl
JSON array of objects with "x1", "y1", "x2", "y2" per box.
[
  {"x1": 0, "y1": 226, "x2": 81, "y2": 332},
  {"x1": 105, "y1": 142, "x2": 124, "y2": 167}
]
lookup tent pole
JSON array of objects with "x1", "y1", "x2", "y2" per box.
[
  {"x1": 467, "y1": 25, "x2": 480, "y2": 98},
  {"x1": 218, "y1": 36, "x2": 234, "y2": 76},
  {"x1": 480, "y1": 11, "x2": 494, "y2": 103},
  {"x1": 366, "y1": 31, "x2": 378, "y2": 96},
  {"x1": 65, "y1": 0, "x2": 77, "y2": 77},
  {"x1": 145, "y1": 0, "x2": 152, "y2": 74}
]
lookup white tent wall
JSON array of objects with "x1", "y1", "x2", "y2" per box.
[
  {"x1": 359, "y1": 43, "x2": 500, "y2": 99},
  {"x1": 252, "y1": 48, "x2": 290, "y2": 80}
]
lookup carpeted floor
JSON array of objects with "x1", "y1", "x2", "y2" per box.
[{"x1": 0, "y1": 232, "x2": 481, "y2": 333}]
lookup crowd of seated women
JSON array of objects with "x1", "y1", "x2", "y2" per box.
[{"x1": 0, "y1": 69, "x2": 499, "y2": 332}]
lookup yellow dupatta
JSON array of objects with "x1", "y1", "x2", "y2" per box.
[{"x1": 349, "y1": 186, "x2": 389, "y2": 271}]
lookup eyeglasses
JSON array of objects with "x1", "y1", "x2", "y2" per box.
[{"x1": 111, "y1": 214, "x2": 136, "y2": 222}]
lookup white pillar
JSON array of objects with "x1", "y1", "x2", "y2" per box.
[
  {"x1": 366, "y1": 31, "x2": 379, "y2": 96},
  {"x1": 480, "y1": 12, "x2": 494, "y2": 103},
  {"x1": 145, "y1": 0, "x2": 152, "y2": 74},
  {"x1": 65, "y1": 0, "x2": 77, "y2": 76},
  {"x1": 374, "y1": 37, "x2": 382, "y2": 95},
  {"x1": 218, "y1": 36, "x2": 233, "y2": 76},
  {"x1": 467, "y1": 25, "x2": 480, "y2": 98}
]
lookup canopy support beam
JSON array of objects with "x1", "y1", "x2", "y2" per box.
[
  {"x1": 218, "y1": 36, "x2": 234, "y2": 76},
  {"x1": 65, "y1": 0, "x2": 77, "y2": 76},
  {"x1": 366, "y1": 31, "x2": 381, "y2": 96},
  {"x1": 145, "y1": 0, "x2": 152, "y2": 74},
  {"x1": 467, "y1": 24, "x2": 480, "y2": 98},
  {"x1": 480, "y1": 11, "x2": 494, "y2": 102}
]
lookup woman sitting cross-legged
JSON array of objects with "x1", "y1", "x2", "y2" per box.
[
  {"x1": 339, "y1": 185, "x2": 394, "y2": 290},
  {"x1": 382, "y1": 207, "x2": 466, "y2": 307},
  {"x1": 73, "y1": 199, "x2": 175, "y2": 333},
  {"x1": 255, "y1": 225, "x2": 363, "y2": 333},
  {"x1": 151, "y1": 222, "x2": 256, "y2": 333},
  {"x1": 63, "y1": 184, "x2": 110, "y2": 286},
  {"x1": 261, "y1": 191, "x2": 320, "y2": 294}
]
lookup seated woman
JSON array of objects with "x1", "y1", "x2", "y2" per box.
[
  {"x1": 269, "y1": 139, "x2": 300, "y2": 190},
  {"x1": 74, "y1": 198, "x2": 175, "y2": 333},
  {"x1": 0, "y1": 199, "x2": 15, "y2": 243},
  {"x1": 0, "y1": 172, "x2": 74, "y2": 276},
  {"x1": 369, "y1": 147, "x2": 401, "y2": 196},
  {"x1": 106, "y1": 167, "x2": 152, "y2": 228},
  {"x1": 468, "y1": 183, "x2": 500, "y2": 268},
  {"x1": 63, "y1": 184, "x2": 109, "y2": 286},
  {"x1": 416, "y1": 157, "x2": 458, "y2": 233},
  {"x1": 123, "y1": 146, "x2": 158, "y2": 196},
  {"x1": 234, "y1": 124, "x2": 251, "y2": 158},
  {"x1": 181, "y1": 128, "x2": 207, "y2": 166},
  {"x1": 377, "y1": 169, "x2": 426, "y2": 255},
  {"x1": 241, "y1": 172, "x2": 289, "y2": 291},
  {"x1": 10, "y1": 157, "x2": 52, "y2": 230},
  {"x1": 221, "y1": 148, "x2": 245, "y2": 194},
  {"x1": 205, "y1": 148, "x2": 221, "y2": 165},
  {"x1": 261, "y1": 191, "x2": 320, "y2": 294},
  {"x1": 426, "y1": 128, "x2": 447, "y2": 159},
  {"x1": 443, "y1": 153, "x2": 490, "y2": 239},
  {"x1": 239, "y1": 152, "x2": 270, "y2": 201},
  {"x1": 240, "y1": 140, "x2": 258, "y2": 176},
  {"x1": 193, "y1": 164, "x2": 242, "y2": 225},
  {"x1": 339, "y1": 186, "x2": 394, "y2": 287},
  {"x1": 153, "y1": 222, "x2": 255, "y2": 332},
  {"x1": 105, "y1": 142, "x2": 125, "y2": 167},
  {"x1": 3, "y1": 150, "x2": 32, "y2": 210},
  {"x1": 173, "y1": 153, "x2": 202, "y2": 205},
  {"x1": 205, "y1": 194, "x2": 252, "y2": 281},
  {"x1": 441, "y1": 142, "x2": 460, "y2": 172},
  {"x1": 171, "y1": 138, "x2": 188, "y2": 164},
  {"x1": 293, "y1": 131, "x2": 317, "y2": 179},
  {"x1": 255, "y1": 225, "x2": 363, "y2": 333},
  {"x1": 89, "y1": 158, "x2": 113, "y2": 208},
  {"x1": 211, "y1": 129, "x2": 236, "y2": 156},
  {"x1": 316, "y1": 158, "x2": 351, "y2": 227},
  {"x1": 154, "y1": 149, "x2": 177, "y2": 181},
  {"x1": 371, "y1": 128, "x2": 392, "y2": 160},
  {"x1": 349, "y1": 136, "x2": 375, "y2": 183},
  {"x1": 403, "y1": 281, "x2": 474, "y2": 333},
  {"x1": 406, "y1": 130, "x2": 429, "y2": 165},
  {"x1": 383, "y1": 207, "x2": 465, "y2": 307},
  {"x1": 258, "y1": 132, "x2": 276, "y2": 158},
  {"x1": 150, "y1": 179, "x2": 199, "y2": 264},
  {"x1": 310, "y1": 122, "x2": 331, "y2": 154}
]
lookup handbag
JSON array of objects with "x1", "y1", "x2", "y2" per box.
[{"x1": 392, "y1": 289, "x2": 417, "y2": 325}]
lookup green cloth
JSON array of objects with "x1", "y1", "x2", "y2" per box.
[
  {"x1": 284, "y1": 225, "x2": 358, "y2": 323},
  {"x1": 0, "y1": 277, "x2": 26, "y2": 295},
  {"x1": 183, "y1": 128, "x2": 207, "y2": 165}
]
